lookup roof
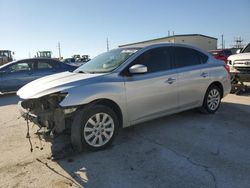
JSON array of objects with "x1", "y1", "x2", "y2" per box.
[
  {"x1": 119, "y1": 34, "x2": 218, "y2": 47},
  {"x1": 0, "y1": 58, "x2": 60, "y2": 69},
  {"x1": 12, "y1": 57, "x2": 60, "y2": 63}
]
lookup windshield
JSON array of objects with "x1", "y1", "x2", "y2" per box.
[
  {"x1": 74, "y1": 48, "x2": 138, "y2": 73},
  {"x1": 242, "y1": 43, "x2": 250, "y2": 53}
]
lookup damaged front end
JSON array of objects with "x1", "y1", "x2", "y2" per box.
[{"x1": 18, "y1": 93, "x2": 76, "y2": 136}]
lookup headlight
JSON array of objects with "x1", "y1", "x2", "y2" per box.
[
  {"x1": 227, "y1": 60, "x2": 232, "y2": 65},
  {"x1": 47, "y1": 92, "x2": 68, "y2": 107}
]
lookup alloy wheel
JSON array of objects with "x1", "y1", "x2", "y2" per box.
[
  {"x1": 83, "y1": 113, "x2": 115, "y2": 147},
  {"x1": 207, "y1": 89, "x2": 220, "y2": 111}
]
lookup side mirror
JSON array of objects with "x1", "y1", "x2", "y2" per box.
[
  {"x1": 236, "y1": 49, "x2": 241, "y2": 54},
  {"x1": 129, "y1": 64, "x2": 148, "y2": 74}
]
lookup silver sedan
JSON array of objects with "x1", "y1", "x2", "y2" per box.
[{"x1": 17, "y1": 43, "x2": 231, "y2": 151}]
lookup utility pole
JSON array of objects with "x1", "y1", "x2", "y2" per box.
[
  {"x1": 58, "y1": 42, "x2": 61, "y2": 59},
  {"x1": 106, "y1": 38, "x2": 109, "y2": 52}
]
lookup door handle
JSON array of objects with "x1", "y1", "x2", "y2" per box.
[
  {"x1": 200, "y1": 72, "x2": 208, "y2": 78},
  {"x1": 165, "y1": 77, "x2": 176, "y2": 84}
]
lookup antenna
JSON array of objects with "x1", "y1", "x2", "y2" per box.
[
  {"x1": 221, "y1": 34, "x2": 224, "y2": 49},
  {"x1": 106, "y1": 38, "x2": 109, "y2": 52},
  {"x1": 58, "y1": 42, "x2": 61, "y2": 59}
]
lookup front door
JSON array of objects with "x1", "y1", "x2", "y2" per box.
[{"x1": 124, "y1": 47, "x2": 178, "y2": 124}]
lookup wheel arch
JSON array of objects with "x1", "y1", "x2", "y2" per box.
[
  {"x1": 208, "y1": 81, "x2": 224, "y2": 98},
  {"x1": 78, "y1": 98, "x2": 123, "y2": 129}
]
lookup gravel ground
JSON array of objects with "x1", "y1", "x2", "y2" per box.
[{"x1": 0, "y1": 93, "x2": 250, "y2": 188}]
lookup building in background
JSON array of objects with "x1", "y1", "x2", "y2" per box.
[{"x1": 119, "y1": 34, "x2": 217, "y2": 51}]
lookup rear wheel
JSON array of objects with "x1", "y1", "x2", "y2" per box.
[
  {"x1": 200, "y1": 85, "x2": 222, "y2": 114},
  {"x1": 71, "y1": 105, "x2": 118, "y2": 152}
]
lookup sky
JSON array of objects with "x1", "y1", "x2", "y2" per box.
[{"x1": 0, "y1": 0, "x2": 250, "y2": 59}]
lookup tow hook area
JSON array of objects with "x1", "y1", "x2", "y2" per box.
[{"x1": 17, "y1": 97, "x2": 76, "y2": 152}]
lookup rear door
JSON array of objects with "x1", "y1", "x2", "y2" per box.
[
  {"x1": 124, "y1": 47, "x2": 178, "y2": 124},
  {"x1": 33, "y1": 59, "x2": 58, "y2": 79},
  {"x1": 173, "y1": 46, "x2": 209, "y2": 108},
  {"x1": 1, "y1": 60, "x2": 36, "y2": 92}
]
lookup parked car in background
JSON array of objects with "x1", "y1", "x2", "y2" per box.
[
  {"x1": 208, "y1": 49, "x2": 232, "y2": 64},
  {"x1": 0, "y1": 58, "x2": 76, "y2": 94},
  {"x1": 62, "y1": 58, "x2": 83, "y2": 67},
  {"x1": 62, "y1": 55, "x2": 90, "y2": 67},
  {"x1": 17, "y1": 44, "x2": 231, "y2": 151},
  {"x1": 62, "y1": 58, "x2": 77, "y2": 65},
  {"x1": 228, "y1": 43, "x2": 250, "y2": 83}
]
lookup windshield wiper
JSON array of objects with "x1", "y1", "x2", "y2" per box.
[
  {"x1": 77, "y1": 71, "x2": 88, "y2": 74},
  {"x1": 77, "y1": 70, "x2": 97, "y2": 74}
]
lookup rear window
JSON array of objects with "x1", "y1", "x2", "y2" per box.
[
  {"x1": 174, "y1": 47, "x2": 208, "y2": 68},
  {"x1": 37, "y1": 61, "x2": 53, "y2": 69}
]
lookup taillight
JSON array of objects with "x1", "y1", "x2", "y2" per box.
[{"x1": 224, "y1": 64, "x2": 230, "y2": 73}]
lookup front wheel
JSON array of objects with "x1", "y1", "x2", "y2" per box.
[
  {"x1": 200, "y1": 85, "x2": 222, "y2": 114},
  {"x1": 71, "y1": 105, "x2": 119, "y2": 152}
]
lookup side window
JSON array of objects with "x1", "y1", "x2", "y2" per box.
[
  {"x1": 174, "y1": 47, "x2": 208, "y2": 68},
  {"x1": 37, "y1": 60, "x2": 54, "y2": 70},
  {"x1": 199, "y1": 51, "x2": 208, "y2": 63},
  {"x1": 132, "y1": 47, "x2": 172, "y2": 73},
  {"x1": 8, "y1": 61, "x2": 33, "y2": 72}
]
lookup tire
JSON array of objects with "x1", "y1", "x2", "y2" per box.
[
  {"x1": 200, "y1": 85, "x2": 222, "y2": 114},
  {"x1": 71, "y1": 104, "x2": 118, "y2": 152}
]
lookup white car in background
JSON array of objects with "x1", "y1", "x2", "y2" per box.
[{"x1": 228, "y1": 43, "x2": 250, "y2": 83}]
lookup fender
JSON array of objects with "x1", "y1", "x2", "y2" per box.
[{"x1": 59, "y1": 81, "x2": 130, "y2": 128}]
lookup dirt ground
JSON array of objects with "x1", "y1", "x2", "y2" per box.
[{"x1": 0, "y1": 93, "x2": 250, "y2": 188}]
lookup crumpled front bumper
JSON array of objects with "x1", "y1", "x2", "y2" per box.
[{"x1": 17, "y1": 101, "x2": 42, "y2": 128}]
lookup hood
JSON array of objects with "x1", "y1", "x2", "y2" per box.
[
  {"x1": 228, "y1": 52, "x2": 250, "y2": 61},
  {"x1": 17, "y1": 71, "x2": 104, "y2": 99}
]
